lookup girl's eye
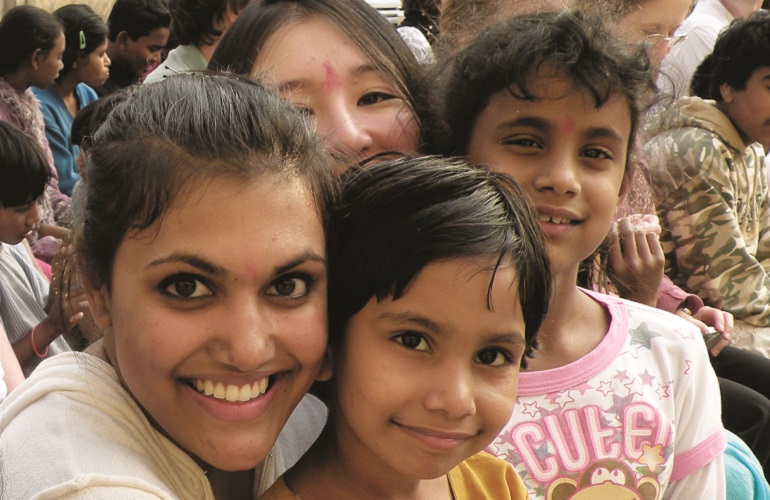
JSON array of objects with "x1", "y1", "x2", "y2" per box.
[
  {"x1": 476, "y1": 348, "x2": 512, "y2": 367},
  {"x1": 162, "y1": 275, "x2": 213, "y2": 299},
  {"x1": 582, "y1": 147, "x2": 613, "y2": 160},
  {"x1": 266, "y1": 275, "x2": 312, "y2": 298},
  {"x1": 358, "y1": 92, "x2": 396, "y2": 106},
  {"x1": 500, "y1": 136, "x2": 542, "y2": 149},
  {"x1": 393, "y1": 333, "x2": 429, "y2": 352}
]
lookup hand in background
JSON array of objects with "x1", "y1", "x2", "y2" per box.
[{"x1": 608, "y1": 215, "x2": 665, "y2": 307}]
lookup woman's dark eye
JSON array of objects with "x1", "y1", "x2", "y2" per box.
[
  {"x1": 266, "y1": 277, "x2": 310, "y2": 298},
  {"x1": 163, "y1": 276, "x2": 212, "y2": 299}
]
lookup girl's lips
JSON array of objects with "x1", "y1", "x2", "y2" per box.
[
  {"x1": 535, "y1": 205, "x2": 581, "y2": 222},
  {"x1": 535, "y1": 206, "x2": 581, "y2": 239},
  {"x1": 393, "y1": 421, "x2": 476, "y2": 451}
]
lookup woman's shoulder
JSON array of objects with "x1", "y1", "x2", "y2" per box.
[{"x1": 0, "y1": 353, "x2": 212, "y2": 499}]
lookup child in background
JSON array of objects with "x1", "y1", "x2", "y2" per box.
[
  {"x1": 33, "y1": 4, "x2": 111, "y2": 197},
  {"x1": 260, "y1": 156, "x2": 552, "y2": 499},
  {"x1": 0, "y1": 6, "x2": 70, "y2": 263},
  {"x1": 98, "y1": 0, "x2": 170, "y2": 96},
  {"x1": 0, "y1": 121, "x2": 81, "y2": 376},
  {"x1": 437, "y1": 11, "x2": 726, "y2": 498}
]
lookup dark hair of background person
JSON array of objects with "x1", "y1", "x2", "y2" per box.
[
  {"x1": 400, "y1": 0, "x2": 441, "y2": 43},
  {"x1": 0, "y1": 6, "x2": 63, "y2": 76},
  {"x1": 690, "y1": 10, "x2": 770, "y2": 101},
  {"x1": 169, "y1": 0, "x2": 251, "y2": 46},
  {"x1": 0, "y1": 121, "x2": 51, "y2": 208},
  {"x1": 54, "y1": 4, "x2": 109, "y2": 83},
  {"x1": 107, "y1": 0, "x2": 171, "y2": 41}
]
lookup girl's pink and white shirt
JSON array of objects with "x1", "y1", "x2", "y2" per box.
[{"x1": 490, "y1": 289, "x2": 726, "y2": 499}]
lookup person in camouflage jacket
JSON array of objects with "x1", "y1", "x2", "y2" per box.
[{"x1": 646, "y1": 12, "x2": 770, "y2": 355}]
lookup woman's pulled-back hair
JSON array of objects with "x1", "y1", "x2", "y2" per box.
[
  {"x1": 328, "y1": 156, "x2": 551, "y2": 366},
  {"x1": 208, "y1": 0, "x2": 431, "y2": 149},
  {"x1": 54, "y1": 4, "x2": 109, "y2": 83},
  {"x1": 77, "y1": 73, "x2": 334, "y2": 290},
  {"x1": 0, "y1": 121, "x2": 51, "y2": 208},
  {"x1": 0, "y1": 6, "x2": 63, "y2": 76},
  {"x1": 434, "y1": 10, "x2": 653, "y2": 168},
  {"x1": 690, "y1": 11, "x2": 770, "y2": 101}
]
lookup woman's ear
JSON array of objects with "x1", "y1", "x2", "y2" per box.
[
  {"x1": 720, "y1": 82, "x2": 735, "y2": 104},
  {"x1": 315, "y1": 347, "x2": 333, "y2": 382},
  {"x1": 30, "y1": 48, "x2": 43, "y2": 70},
  {"x1": 84, "y1": 282, "x2": 113, "y2": 329}
]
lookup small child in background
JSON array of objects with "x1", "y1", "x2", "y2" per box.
[
  {"x1": 260, "y1": 156, "x2": 552, "y2": 499},
  {"x1": 0, "y1": 121, "x2": 87, "y2": 376}
]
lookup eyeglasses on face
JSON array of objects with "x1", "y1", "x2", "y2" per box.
[{"x1": 645, "y1": 32, "x2": 687, "y2": 48}]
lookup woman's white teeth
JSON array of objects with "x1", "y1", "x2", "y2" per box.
[
  {"x1": 192, "y1": 378, "x2": 269, "y2": 402},
  {"x1": 539, "y1": 215, "x2": 571, "y2": 224}
]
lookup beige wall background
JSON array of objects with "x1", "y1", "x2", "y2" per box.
[{"x1": 2, "y1": 0, "x2": 114, "y2": 17}]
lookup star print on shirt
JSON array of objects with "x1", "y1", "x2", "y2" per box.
[
  {"x1": 638, "y1": 443, "x2": 666, "y2": 470},
  {"x1": 629, "y1": 322, "x2": 663, "y2": 351},
  {"x1": 639, "y1": 370, "x2": 656, "y2": 386},
  {"x1": 597, "y1": 380, "x2": 614, "y2": 396}
]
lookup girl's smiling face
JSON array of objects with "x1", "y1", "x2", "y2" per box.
[
  {"x1": 88, "y1": 175, "x2": 329, "y2": 471},
  {"x1": 253, "y1": 16, "x2": 419, "y2": 172},
  {"x1": 467, "y1": 76, "x2": 631, "y2": 277},
  {"x1": 332, "y1": 257, "x2": 525, "y2": 484}
]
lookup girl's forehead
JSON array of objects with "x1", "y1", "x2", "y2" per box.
[{"x1": 500, "y1": 71, "x2": 630, "y2": 113}]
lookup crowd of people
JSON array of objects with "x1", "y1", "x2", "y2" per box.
[{"x1": 2, "y1": 0, "x2": 770, "y2": 498}]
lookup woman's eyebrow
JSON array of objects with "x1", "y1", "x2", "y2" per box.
[
  {"x1": 147, "y1": 253, "x2": 225, "y2": 275},
  {"x1": 273, "y1": 251, "x2": 326, "y2": 275}
]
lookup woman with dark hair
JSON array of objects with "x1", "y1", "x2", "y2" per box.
[
  {"x1": 33, "y1": 4, "x2": 111, "y2": 197},
  {"x1": 208, "y1": 0, "x2": 429, "y2": 172},
  {"x1": 0, "y1": 73, "x2": 336, "y2": 498}
]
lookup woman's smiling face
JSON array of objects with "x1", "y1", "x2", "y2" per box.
[{"x1": 88, "y1": 174, "x2": 329, "y2": 471}]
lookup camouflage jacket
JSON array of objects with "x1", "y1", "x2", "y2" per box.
[{"x1": 646, "y1": 97, "x2": 770, "y2": 326}]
